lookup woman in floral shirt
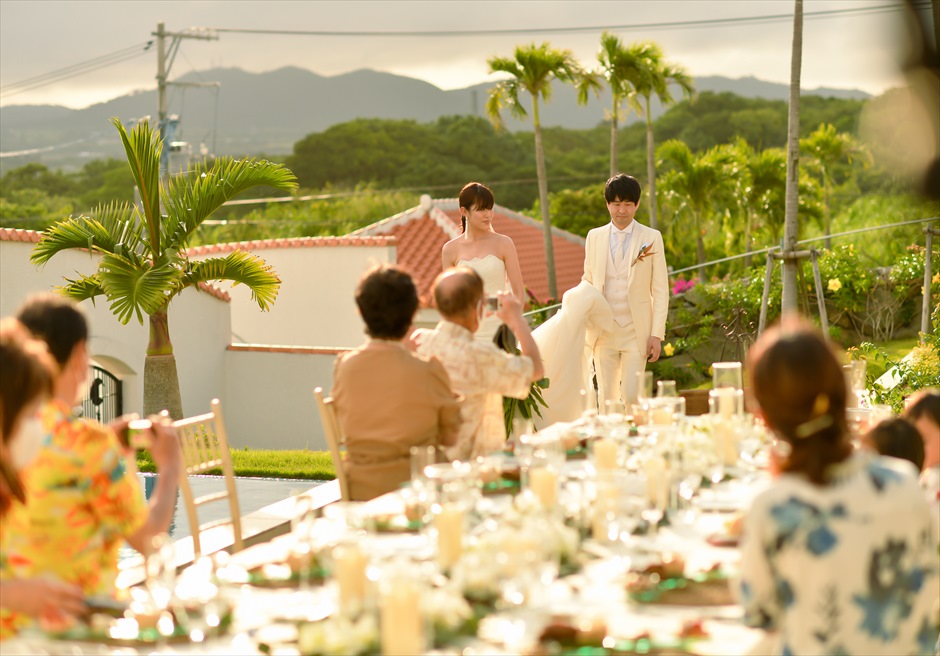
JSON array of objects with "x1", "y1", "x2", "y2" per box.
[{"x1": 740, "y1": 321, "x2": 938, "y2": 655}]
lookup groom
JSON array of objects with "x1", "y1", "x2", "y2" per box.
[{"x1": 583, "y1": 173, "x2": 669, "y2": 408}]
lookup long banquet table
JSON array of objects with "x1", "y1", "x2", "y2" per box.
[{"x1": 4, "y1": 423, "x2": 773, "y2": 656}]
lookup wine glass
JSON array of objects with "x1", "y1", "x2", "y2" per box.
[{"x1": 145, "y1": 533, "x2": 178, "y2": 649}]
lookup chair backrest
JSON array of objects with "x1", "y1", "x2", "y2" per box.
[
  {"x1": 172, "y1": 398, "x2": 243, "y2": 556},
  {"x1": 314, "y1": 387, "x2": 349, "y2": 501}
]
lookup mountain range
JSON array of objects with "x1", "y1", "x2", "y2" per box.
[{"x1": 0, "y1": 66, "x2": 871, "y2": 172}]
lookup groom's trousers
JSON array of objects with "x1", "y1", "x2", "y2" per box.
[{"x1": 594, "y1": 320, "x2": 646, "y2": 410}]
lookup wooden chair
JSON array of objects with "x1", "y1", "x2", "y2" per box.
[
  {"x1": 172, "y1": 398, "x2": 243, "y2": 556},
  {"x1": 314, "y1": 387, "x2": 350, "y2": 501}
]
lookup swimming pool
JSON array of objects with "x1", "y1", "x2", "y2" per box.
[{"x1": 120, "y1": 474, "x2": 324, "y2": 559}]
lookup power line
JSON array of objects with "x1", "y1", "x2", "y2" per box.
[
  {"x1": 0, "y1": 42, "x2": 153, "y2": 99},
  {"x1": 213, "y1": 3, "x2": 926, "y2": 38}
]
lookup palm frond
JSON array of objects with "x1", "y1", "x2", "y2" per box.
[
  {"x1": 486, "y1": 81, "x2": 524, "y2": 129},
  {"x1": 30, "y1": 202, "x2": 143, "y2": 265},
  {"x1": 98, "y1": 253, "x2": 181, "y2": 324},
  {"x1": 57, "y1": 273, "x2": 105, "y2": 303},
  {"x1": 111, "y1": 118, "x2": 162, "y2": 252},
  {"x1": 182, "y1": 251, "x2": 281, "y2": 311},
  {"x1": 163, "y1": 157, "x2": 297, "y2": 249}
]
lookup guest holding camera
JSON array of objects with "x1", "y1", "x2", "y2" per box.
[
  {"x1": 0, "y1": 318, "x2": 87, "y2": 637},
  {"x1": 3, "y1": 295, "x2": 181, "y2": 603},
  {"x1": 414, "y1": 267, "x2": 543, "y2": 459}
]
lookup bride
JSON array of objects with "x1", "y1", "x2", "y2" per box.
[{"x1": 442, "y1": 182, "x2": 525, "y2": 343}]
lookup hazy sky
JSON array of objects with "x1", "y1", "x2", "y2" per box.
[{"x1": 0, "y1": 0, "x2": 920, "y2": 109}]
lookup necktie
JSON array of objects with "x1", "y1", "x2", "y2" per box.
[{"x1": 614, "y1": 231, "x2": 628, "y2": 261}]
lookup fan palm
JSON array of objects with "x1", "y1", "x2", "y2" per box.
[
  {"x1": 30, "y1": 118, "x2": 298, "y2": 418},
  {"x1": 619, "y1": 42, "x2": 694, "y2": 232},
  {"x1": 487, "y1": 42, "x2": 600, "y2": 300}
]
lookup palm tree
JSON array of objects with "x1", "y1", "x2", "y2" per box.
[
  {"x1": 619, "y1": 42, "x2": 694, "y2": 232},
  {"x1": 656, "y1": 139, "x2": 735, "y2": 271},
  {"x1": 800, "y1": 122, "x2": 871, "y2": 249},
  {"x1": 597, "y1": 32, "x2": 639, "y2": 178},
  {"x1": 31, "y1": 118, "x2": 297, "y2": 418},
  {"x1": 487, "y1": 42, "x2": 599, "y2": 300},
  {"x1": 728, "y1": 138, "x2": 787, "y2": 265},
  {"x1": 782, "y1": 0, "x2": 803, "y2": 314}
]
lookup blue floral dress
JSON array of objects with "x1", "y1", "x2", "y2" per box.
[{"x1": 739, "y1": 450, "x2": 939, "y2": 655}]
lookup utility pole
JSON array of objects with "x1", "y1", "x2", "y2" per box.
[{"x1": 153, "y1": 22, "x2": 218, "y2": 175}]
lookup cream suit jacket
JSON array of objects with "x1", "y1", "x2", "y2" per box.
[{"x1": 581, "y1": 221, "x2": 669, "y2": 351}]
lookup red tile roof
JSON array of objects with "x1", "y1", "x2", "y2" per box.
[
  {"x1": 2, "y1": 229, "x2": 230, "y2": 303},
  {"x1": 0, "y1": 228, "x2": 41, "y2": 243},
  {"x1": 185, "y1": 235, "x2": 396, "y2": 257},
  {"x1": 351, "y1": 198, "x2": 585, "y2": 305}
]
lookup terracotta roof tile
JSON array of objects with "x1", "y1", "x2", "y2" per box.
[
  {"x1": 0, "y1": 228, "x2": 42, "y2": 243},
  {"x1": 185, "y1": 235, "x2": 396, "y2": 257},
  {"x1": 1, "y1": 228, "x2": 230, "y2": 303}
]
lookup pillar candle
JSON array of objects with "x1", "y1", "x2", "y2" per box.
[
  {"x1": 592, "y1": 482, "x2": 618, "y2": 541},
  {"x1": 593, "y1": 438, "x2": 618, "y2": 470},
  {"x1": 335, "y1": 544, "x2": 368, "y2": 610},
  {"x1": 528, "y1": 466, "x2": 558, "y2": 508},
  {"x1": 713, "y1": 420, "x2": 739, "y2": 467},
  {"x1": 645, "y1": 455, "x2": 668, "y2": 510},
  {"x1": 380, "y1": 581, "x2": 424, "y2": 655},
  {"x1": 434, "y1": 503, "x2": 464, "y2": 570},
  {"x1": 714, "y1": 387, "x2": 738, "y2": 419},
  {"x1": 651, "y1": 406, "x2": 674, "y2": 426}
]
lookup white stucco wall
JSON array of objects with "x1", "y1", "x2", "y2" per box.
[
  {"x1": 223, "y1": 346, "x2": 344, "y2": 451},
  {"x1": 189, "y1": 242, "x2": 395, "y2": 349},
  {"x1": 0, "y1": 238, "x2": 231, "y2": 418}
]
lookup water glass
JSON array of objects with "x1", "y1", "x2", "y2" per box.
[
  {"x1": 657, "y1": 380, "x2": 678, "y2": 398},
  {"x1": 712, "y1": 361, "x2": 743, "y2": 390},
  {"x1": 410, "y1": 445, "x2": 439, "y2": 486},
  {"x1": 636, "y1": 371, "x2": 654, "y2": 403}
]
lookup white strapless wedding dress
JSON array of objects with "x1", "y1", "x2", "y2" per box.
[{"x1": 457, "y1": 254, "x2": 508, "y2": 343}]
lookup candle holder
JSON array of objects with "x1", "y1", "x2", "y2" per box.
[{"x1": 712, "y1": 361, "x2": 743, "y2": 390}]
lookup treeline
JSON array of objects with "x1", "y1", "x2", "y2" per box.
[{"x1": 2, "y1": 91, "x2": 933, "y2": 278}]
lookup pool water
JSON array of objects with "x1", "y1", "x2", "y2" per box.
[{"x1": 120, "y1": 474, "x2": 323, "y2": 560}]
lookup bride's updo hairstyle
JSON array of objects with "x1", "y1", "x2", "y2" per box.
[
  {"x1": 458, "y1": 182, "x2": 495, "y2": 233},
  {"x1": 747, "y1": 318, "x2": 852, "y2": 485}
]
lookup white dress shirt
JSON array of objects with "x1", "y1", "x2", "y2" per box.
[{"x1": 609, "y1": 222, "x2": 633, "y2": 261}]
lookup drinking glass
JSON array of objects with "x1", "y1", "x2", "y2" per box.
[
  {"x1": 410, "y1": 445, "x2": 439, "y2": 487},
  {"x1": 636, "y1": 371, "x2": 654, "y2": 403},
  {"x1": 657, "y1": 380, "x2": 678, "y2": 398},
  {"x1": 712, "y1": 362, "x2": 743, "y2": 390}
]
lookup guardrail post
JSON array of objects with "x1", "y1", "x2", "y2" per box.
[
  {"x1": 923, "y1": 227, "x2": 938, "y2": 336},
  {"x1": 758, "y1": 251, "x2": 775, "y2": 336},
  {"x1": 810, "y1": 249, "x2": 830, "y2": 338}
]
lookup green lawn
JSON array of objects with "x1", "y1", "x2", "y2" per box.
[{"x1": 138, "y1": 447, "x2": 336, "y2": 480}]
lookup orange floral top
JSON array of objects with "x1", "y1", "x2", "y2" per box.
[{"x1": 0, "y1": 400, "x2": 146, "y2": 637}]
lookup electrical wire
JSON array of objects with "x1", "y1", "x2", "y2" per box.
[
  {"x1": 212, "y1": 2, "x2": 928, "y2": 38},
  {"x1": 0, "y1": 42, "x2": 152, "y2": 99}
]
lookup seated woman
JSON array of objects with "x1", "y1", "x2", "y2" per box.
[
  {"x1": 904, "y1": 389, "x2": 939, "y2": 542},
  {"x1": 0, "y1": 319, "x2": 86, "y2": 636},
  {"x1": 331, "y1": 265, "x2": 460, "y2": 500},
  {"x1": 739, "y1": 320, "x2": 938, "y2": 655}
]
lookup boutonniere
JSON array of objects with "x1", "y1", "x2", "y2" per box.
[{"x1": 632, "y1": 242, "x2": 656, "y2": 266}]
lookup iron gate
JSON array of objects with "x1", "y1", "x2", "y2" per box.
[{"x1": 79, "y1": 366, "x2": 123, "y2": 423}]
